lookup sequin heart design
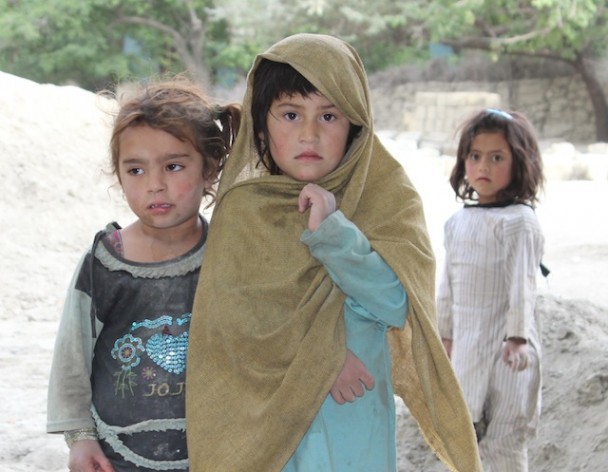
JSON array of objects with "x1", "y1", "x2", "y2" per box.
[{"x1": 146, "y1": 332, "x2": 189, "y2": 374}]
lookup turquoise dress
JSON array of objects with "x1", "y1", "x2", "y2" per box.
[{"x1": 283, "y1": 211, "x2": 408, "y2": 472}]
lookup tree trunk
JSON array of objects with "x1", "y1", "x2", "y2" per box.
[
  {"x1": 117, "y1": 11, "x2": 213, "y2": 91},
  {"x1": 576, "y1": 55, "x2": 608, "y2": 142},
  {"x1": 184, "y1": 3, "x2": 212, "y2": 90}
]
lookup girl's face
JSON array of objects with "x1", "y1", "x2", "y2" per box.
[
  {"x1": 465, "y1": 131, "x2": 513, "y2": 204},
  {"x1": 118, "y1": 125, "x2": 206, "y2": 233},
  {"x1": 265, "y1": 92, "x2": 351, "y2": 182}
]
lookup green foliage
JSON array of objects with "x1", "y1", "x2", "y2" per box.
[
  {"x1": 0, "y1": 0, "x2": 225, "y2": 89},
  {"x1": 0, "y1": 0, "x2": 126, "y2": 88},
  {"x1": 423, "y1": 0, "x2": 607, "y2": 61},
  {"x1": 2, "y1": 0, "x2": 608, "y2": 93},
  {"x1": 214, "y1": 0, "x2": 433, "y2": 73}
]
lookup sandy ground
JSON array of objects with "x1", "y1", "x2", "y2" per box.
[{"x1": 1, "y1": 71, "x2": 607, "y2": 471}]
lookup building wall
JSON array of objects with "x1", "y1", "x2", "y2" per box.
[{"x1": 370, "y1": 76, "x2": 599, "y2": 145}]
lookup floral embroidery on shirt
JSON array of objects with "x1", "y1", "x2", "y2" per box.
[{"x1": 111, "y1": 334, "x2": 145, "y2": 397}]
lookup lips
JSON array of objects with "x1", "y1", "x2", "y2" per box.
[
  {"x1": 296, "y1": 151, "x2": 321, "y2": 160},
  {"x1": 148, "y1": 203, "x2": 173, "y2": 214}
]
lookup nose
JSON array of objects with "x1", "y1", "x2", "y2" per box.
[
  {"x1": 478, "y1": 156, "x2": 490, "y2": 172},
  {"x1": 147, "y1": 168, "x2": 166, "y2": 193},
  {"x1": 299, "y1": 119, "x2": 319, "y2": 143}
]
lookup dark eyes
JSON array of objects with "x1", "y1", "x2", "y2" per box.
[
  {"x1": 125, "y1": 163, "x2": 184, "y2": 175},
  {"x1": 283, "y1": 112, "x2": 337, "y2": 122},
  {"x1": 467, "y1": 153, "x2": 504, "y2": 162}
]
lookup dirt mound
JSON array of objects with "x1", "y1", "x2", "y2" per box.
[{"x1": 395, "y1": 295, "x2": 608, "y2": 471}]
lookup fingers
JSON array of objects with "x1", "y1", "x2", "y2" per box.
[
  {"x1": 330, "y1": 386, "x2": 355, "y2": 404},
  {"x1": 506, "y1": 356, "x2": 518, "y2": 371},
  {"x1": 505, "y1": 353, "x2": 521, "y2": 371},
  {"x1": 297, "y1": 191, "x2": 312, "y2": 213},
  {"x1": 329, "y1": 377, "x2": 374, "y2": 405},
  {"x1": 503, "y1": 339, "x2": 530, "y2": 372},
  {"x1": 359, "y1": 370, "x2": 375, "y2": 391},
  {"x1": 297, "y1": 183, "x2": 320, "y2": 213},
  {"x1": 441, "y1": 338, "x2": 453, "y2": 359},
  {"x1": 341, "y1": 384, "x2": 367, "y2": 403},
  {"x1": 298, "y1": 184, "x2": 336, "y2": 231},
  {"x1": 329, "y1": 388, "x2": 346, "y2": 405},
  {"x1": 329, "y1": 350, "x2": 375, "y2": 405},
  {"x1": 505, "y1": 352, "x2": 529, "y2": 372},
  {"x1": 517, "y1": 352, "x2": 528, "y2": 371}
]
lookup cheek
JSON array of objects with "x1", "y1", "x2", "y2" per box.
[
  {"x1": 120, "y1": 186, "x2": 141, "y2": 208},
  {"x1": 501, "y1": 166, "x2": 513, "y2": 184},
  {"x1": 269, "y1": 133, "x2": 285, "y2": 149},
  {"x1": 464, "y1": 161, "x2": 474, "y2": 176},
  {"x1": 267, "y1": 135, "x2": 290, "y2": 164},
  {"x1": 181, "y1": 176, "x2": 207, "y2": 195},
  {"x1": 329, "y1": 130, "x2": 349, "y2": 160}
]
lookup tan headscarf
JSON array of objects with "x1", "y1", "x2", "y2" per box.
[{"x1": 186, "y1": 33, "x2": 481, "y2": 472}]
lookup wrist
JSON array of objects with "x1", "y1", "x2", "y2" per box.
[{"x1": 64, "y1": 428, "x2": 98, "y2": 448}]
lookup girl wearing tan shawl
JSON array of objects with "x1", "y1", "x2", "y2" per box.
[{"x1": 186, "y1": 33, "x2": 481, "y2": 471}]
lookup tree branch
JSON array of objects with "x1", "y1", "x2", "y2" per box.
[
  {"x1": 442, "y1": 26, "x2": 554, "y2": 50},
  {"x1": 113, "y1": 11, "x2": 210, "y2": 88},
  {"x1": 115, "y1": 15, "x2": 180, "y2": 38},
  {"x1": 443, "y1": 36, "x2": 576, "y2": 65}
]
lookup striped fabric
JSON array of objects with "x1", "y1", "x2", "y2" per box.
[{"x1": 437, "y1": 203, "x2": 544, "y2": 471}]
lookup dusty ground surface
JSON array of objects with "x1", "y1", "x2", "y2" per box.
[{"x1": 1, "y1": 71, "x2": 607, "y2": 471}]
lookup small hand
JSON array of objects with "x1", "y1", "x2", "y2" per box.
[
  {"x1": 68, "y1": 440, "x2": 115, "y2": 472},
  {"x1": 330, "y1": 349, "x2": 375, "y2": 404},
  {"x1": 298, "y1": 183, "x2": 336, "y2": 232},
  {"x1": 441, "y1": 337, "x2": 453, "y2": 360},
  {"x1": 501, "y1": 338, "x2": 529, "y2": 372}
]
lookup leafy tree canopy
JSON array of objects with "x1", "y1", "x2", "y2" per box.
[
  {"x1": 0, "y1": 0, "x2": 223, "y2": 90},
  {"x1": 420, "y1": 0, "x2": 605, "y2": 60}
]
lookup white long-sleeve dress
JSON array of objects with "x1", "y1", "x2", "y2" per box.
[{"x1": 437, "y1": 203, "x2": 544, "y2": 471}]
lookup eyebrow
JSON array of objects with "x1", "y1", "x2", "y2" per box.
[
  {"x1": 470, "y1": 148, "x2": 508, "y2": 154},
  {"x1": 274, "y1": 100, "x2": 338, "y2": 111},
  {"x1": 120, "y1": 153, "x2": 192, "y2": 165}
]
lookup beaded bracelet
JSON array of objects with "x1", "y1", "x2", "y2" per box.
[{"x1": 64, "y1": 428, "x2": 98, "y2": 448}]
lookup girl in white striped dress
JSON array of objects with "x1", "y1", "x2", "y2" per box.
[{"x1": 437, "y1": 108, "x2": 546, "y2": 472}]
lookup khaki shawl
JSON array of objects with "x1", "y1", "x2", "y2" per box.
[{"x1": 186, "y1": 34, "x2": 481, "y2": 471}]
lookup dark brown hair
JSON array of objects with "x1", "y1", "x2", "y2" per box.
[
  {"x1": 450, "y1": 108, "x2": 544, "y2": 205},
  {"x1": 251, "y1": 59, "x2": 361, "y2": 174},
  {"x1": 107, "y1": 76, "x2": 241, "y2": 205}
]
